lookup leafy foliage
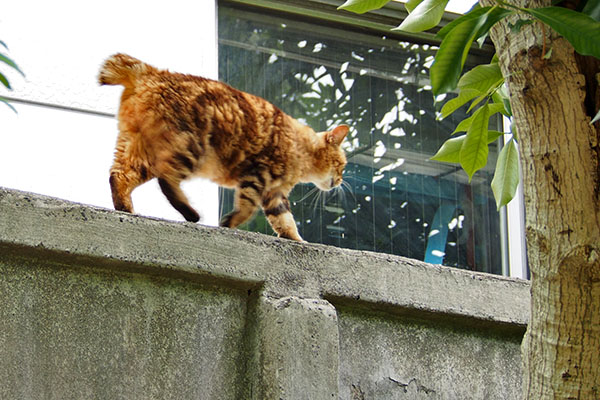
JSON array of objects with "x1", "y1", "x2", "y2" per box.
[
  {"x1": 521, "y1": 6, "x2": 600, "y2": 58},
  {"x1": 430, "y1": 12, "x2": 486, "y2": 96},
  {"x1": 491, "y1": 138, "x2": 519, "y2": 209},
  {"x1": 337, "y1": 0, "x2": 600, "y2": 208},
  {"x1": 431, "y1": 129, "x2": 502, "y2": 163},
  {"x1": 459, "y1": 104, "x2": 490, "y2": 181},
  {"x1": 431, "y1": 6, "x2": 515, "y2": 96},
  {"x1": 582, "y1": 0, "x2": 600, "y2": 21},
  {"x1": 394, "y1": 0, "x2": 449, "y2": 33},
  {"x1": 337, "y1": 0, "x2": 389, "y2": 14},
  {"x1": 0, "y1": 40, "x2": 24, "y2": 112}
]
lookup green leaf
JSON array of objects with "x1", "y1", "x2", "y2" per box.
[
  {"x1": 491, "y1": 138, "x2": 520, "y2": 209},
  {"x1": 452, "y1": 102, "x2": 505, "y2": 134},
  {"x1": 0, "y1": 53, "x2": 24, "y2": 76},
  {"x1": 487, "y1": 130, "x2": 504, "y2": 142},
  {"x1": 440, "y1": 88, "x2": 480, "y2": 118},
  {"x1": 458, "y1": 63, "x2": 503, "y2": 93},
  {"x1": 467, "y1": 87, "x2": 507, "y2": 114},
  {"x1": 431, "y1": 135, "x2": 465, "y2": 163},
  {"x1": 510, "y1": 120, "x2": 519, "y2": 141},
  {"x1": 486, "y1": 102, "x2": 506, "y2": 116},
  {"x1": 337, "y1": 0, "x2": 390, "y2": 14},
  {"x1": 509, "y1": 18, "x2": 534, "y2": 33},
  {"x1": 436, "y1": 6, "x2": 513, "y2": 40},
  {"x1": 453, "y1": 113, "x2": 476, "y2": 134},
  {"x1": 476, "y1": 32, "x2": 489, "y2": 48},
  {"x1": 462, "y1": 64, "x2": 505, "y2": 113},
  {"x1": 591, "y1": 108, "x2": 600, "y2": 124},
  {"x1": 491, "y1": 90, "x2": 502, "y2": 105},
  {"x1": 430, "y1": 6, "x2": 511, "y2": 95},
  {"x1": 430, "y1": 17, "x2": 481, "y2": 95},
  {"x1": 467, "y1": 93, "x2": 489, "y2": 113},
  {"x1": 474, "y1": 7, "x2": 516, "y2": 38},
  {"x1": 502, "y1": 97, "x2": 512, "y2": 116},
  {"x1": 493, "y1": 83, "x2": 512, "y2": 116},
  {"x1": 431, "y1": 130, "x2": 503, "y2": 163},
  {"x1": 522, "y1": 6, "x2": 600, "y2": 59},
  {"x1": 0, "y1": 72, "x2": 10, "y2": 89},
  {"x1": 582, "y1": 0, "x2": 600, "y2": 22},
  {"x1": 460, "y1": 104, "x2": 490, "y2": 180},
  {"x1": 394, "y1": 0, "x2": 449, "y2": 33},
  {"x1": 436, "y1": 4, "x2": 486, "y2": 40},
  {"x1": 0, "y1": 96, "x2": 17, "y2": 113},
  {"x1": 405, "y1": 0, "x2": 422, "y2": 13}
]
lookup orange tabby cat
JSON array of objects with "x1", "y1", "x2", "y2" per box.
[{"x1": 98, "y1": 53, "x2": 348, "y2": 241}]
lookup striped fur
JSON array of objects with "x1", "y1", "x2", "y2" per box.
[{"x1": 99, "y1": 53, "x2": 348, "y2": 241}]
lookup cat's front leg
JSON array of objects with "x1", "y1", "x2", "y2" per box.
[
  {"x1": 157, "y1": 177, "x2": 200, "y2": 222},
  {"x1": 261, "y1": 191, "x2": 303, "y2": 242},
  {"x1": 220, "y1": 184, "x2": 260, "y2": 228}
]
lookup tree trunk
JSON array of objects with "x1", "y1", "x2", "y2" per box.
[{"x1": 485, "y1": 0, "x2": 600, "y2": 398}]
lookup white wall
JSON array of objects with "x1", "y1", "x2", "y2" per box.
[{"x1": 0, "y1": 0, "x2": 219, "y2": 225}]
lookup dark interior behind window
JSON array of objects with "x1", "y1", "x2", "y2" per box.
[{"x1": 218, "y1": 3, "x2": 503, "y2": 274}]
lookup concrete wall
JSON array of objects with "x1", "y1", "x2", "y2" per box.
[{"x1": 0, "y1": 187, "x2": 530, "y2": 399}]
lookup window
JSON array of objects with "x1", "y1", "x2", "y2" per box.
[{"x1": 218, "y1": 1, "x2": 505, "y2": 274}]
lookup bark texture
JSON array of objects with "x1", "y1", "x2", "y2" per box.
[{"x1": 484, "y1": 0, "x2": 600, "y2": 398}]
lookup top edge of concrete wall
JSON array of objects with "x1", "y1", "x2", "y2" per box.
[{"x1": 0, "y1": 187, "x2": 530, "y2": 330}]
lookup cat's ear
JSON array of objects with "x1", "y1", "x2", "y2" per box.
[{"x1": 326, "y1": 125, "x2": 349, "y2": 146}]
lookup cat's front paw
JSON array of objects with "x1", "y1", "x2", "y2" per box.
[{"x1": 184, "y1": 210, "x2": 201, "y2": 223}]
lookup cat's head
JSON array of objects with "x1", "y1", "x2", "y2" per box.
[{"x1": 311, "y1": 125, "x2": 349, "y2": 191}]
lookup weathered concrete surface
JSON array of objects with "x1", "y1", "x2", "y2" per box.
[
  {"x1": 0, "y1": 256, "x2": 248, "y2": 400},
  {"x1": 0, "y1": 187, "x2": 530, "y2": 399},
  {"x1": 246, "y1": 296, "x2": 340, "y2": 399},
  {"x1": 337, "y1": 306, "x2": 523, "y2": 399}
]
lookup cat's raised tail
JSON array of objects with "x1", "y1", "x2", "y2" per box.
[{"x1": 98, "y1": 53, "x2": 154, "y2": 88}]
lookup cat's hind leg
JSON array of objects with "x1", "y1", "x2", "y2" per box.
[
  {"x1": 220, "y1": 178, "x2": 262, "y2": 228},
  {"x1": 109, "y1": 129, "x2": 155, "y2": 214},
  {"x1": 109, "y1": 164, "x2": 152, "y2": 214},
  {"x1": 261, "y1": 191, "x2": 303, "y2": 241},
  {"x1": 157, "y1": 177, "x2": 200, "y2": 222}
]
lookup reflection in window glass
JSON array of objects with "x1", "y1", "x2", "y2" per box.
[{"x1": 218, "y1": 4, "x2": 503, "y2": 274}]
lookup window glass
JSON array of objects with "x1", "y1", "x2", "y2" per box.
[{"x1": 218, "y1": 4, "x2": 503, "y2": 274}]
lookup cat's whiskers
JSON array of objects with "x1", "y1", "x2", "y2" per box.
[
  {"x1": 297, "y1": 186, "x2": 319, "y2": 203},
  {"x1": 311, "y1": 188, "x2": 325, "y2": 212},
  {"x1": 294, "y1": 185, "x2": 324, "y2": 214},
  {"x1": 341, "y1": 179, "x2": 353, "y2": 194},
  {"x1": 340, "y1": 181, "x2": 356, "y2": 202},
  {"x1": 335, "y1": 186, "x2": 346, "y2": 206},
  {"x1": 331, "y1": 179, "x2": 355, "y2": 206}
]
